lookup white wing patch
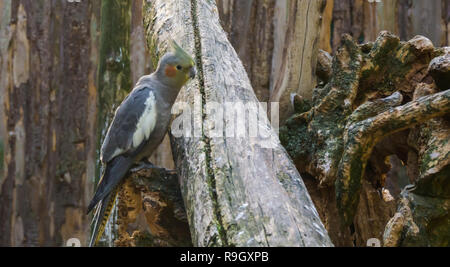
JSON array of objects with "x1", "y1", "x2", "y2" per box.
[
  {"x1": 132, "y1": 91, "x2": 157, "y2": 148},
  {"x1": 109, "y1": 147, "x2": 124, "y2": 161}
]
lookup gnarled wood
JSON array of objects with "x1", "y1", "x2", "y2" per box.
[
  {"x1": 143, "y1": 0, "x2": 332, "y2": 247},
  {"x1": 281, "y1": 31, "x2": 450, "y2": 246},
  {"x1": 336, "y1": 89, "x2": 450, "y2": 225}
]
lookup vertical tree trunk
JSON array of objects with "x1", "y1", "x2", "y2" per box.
[
  {"x1": 270, "y1": 0, "x2": 326, "y2": 123},
  {"x1": 409, "y1": 0, "x2": 443, "y2": 46},
  {"x1": 319, "y1": 0, "x2": 334, "y2": 53},
  {"x1": 217, "y1": 0, "x2": 325, "y2": 123},
  {"x1": 217, "y1": 0, "x2": 276, "y2": 103},
  {"x1": 95, "y1": 0, "x2": 131, "y2": 246},
  {"x1": 329, "y1": 0, "x2": 448, "y2": 53},
  {"x1": 0, "y1": 0, "x2": 100, "y2": 246}
]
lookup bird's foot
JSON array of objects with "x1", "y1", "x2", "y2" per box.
[
  {"x1": 131, "y1": 161, "x2": 160, "y2": 172},
  {"x1": 131, "y1": 160, "x2": 177, "y2": 175}
]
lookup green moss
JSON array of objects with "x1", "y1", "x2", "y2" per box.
[
  {"x1": 190, "y1": 0, "x2": 228, "y2": 246},
  {"x1": 415, "y1": 164, "x2": 450, "y2": 198},
  {"x1": 279, "y1": 123, "x2": 311, "y2": 161},
  {"x1": 400, "y1": 192, "x2": 450, "y2": 246},
  {"x1": 133, "y1": 231, "x2": 157, "y2": 247},
  {"x1": 96, "y1": 0, "x2": 132, "y2": 185}
]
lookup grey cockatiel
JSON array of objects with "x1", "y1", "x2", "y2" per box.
[{"x1": 87, "y1": 40, "x2": 196, "y2": 246}]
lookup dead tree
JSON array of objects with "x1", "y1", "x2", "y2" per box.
[
  {"x1": 135, "y1": 0, "x2": 333, "y2": 247},
  {"x1": 281, "y1": 31, "x2": 450, "y2": 246}
]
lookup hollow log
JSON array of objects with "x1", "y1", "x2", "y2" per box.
[{"x1": 143, "y1": 0, "x2": 332, "y2": 247}]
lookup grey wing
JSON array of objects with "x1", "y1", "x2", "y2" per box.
[{"x1": 100, "y1": 86, "x2": 157, "y2": 163}]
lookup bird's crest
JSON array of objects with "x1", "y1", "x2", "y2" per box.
[{"x1": 169, "y1": 39, "x2": 195, "y2": 66}]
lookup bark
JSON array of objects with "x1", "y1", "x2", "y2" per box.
[
  {"x1": 329, "y1": 0, "x2": 448, "y2": 53},
  {"x1": 143, "y1": 0, "x2": 333, "y2": 247},
  {"x1": 270, "y1": 0, "x2": 326, "y2": 123},
  {"x1": 217, "y1": 0, "x2": 275, "y2": 103},
  {"x1": 337, "y1": 88, "x2": 450, "y2": 225},
  {"x1": 281, "y1": 32, "x2": 450, "y2": 246},
  {"x1": 319, "y1": 0, "x2": 334, "y2": 53},
  {"x1": 0, "y1": 0, "x2": 100, "y2": 246},
  {"x1": 407, "y1": 0, "x2": 443, "y2": 46},
  {"x1": 95, "y1": 0, "x2": 132, "y2": 246},
  {"x1": 114, "y1": 168, "x2": 191, "y2": 247}
]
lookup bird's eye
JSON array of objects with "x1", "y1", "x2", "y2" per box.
[{"x1": 176, "y1": 65, "x2": 182, "y2": 70}]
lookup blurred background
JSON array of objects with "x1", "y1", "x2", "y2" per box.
[{"x1": 0, "y1": 0, "x2": 448, "y2": 246}]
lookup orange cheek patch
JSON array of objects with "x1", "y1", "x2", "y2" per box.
[{"x1": 165, "y1": 66, "x2": 177, "y2": 77}]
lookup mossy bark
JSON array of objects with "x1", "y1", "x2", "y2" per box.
[
  {"x1": 281, "y1": 32, "x2": 450, "y2": 246},
  {"x1": 95, "y1": 0, "x2": 131, "y2": 246}
]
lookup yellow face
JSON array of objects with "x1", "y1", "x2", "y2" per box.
[{"x1": 164, "y1": 60, "x2": 196, "y2": 86}]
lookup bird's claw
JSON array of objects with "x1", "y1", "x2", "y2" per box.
[{"x1": 131, "y1": 161, "x2": 177, "y2": 175}]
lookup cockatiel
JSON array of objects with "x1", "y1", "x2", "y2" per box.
[{"x1": 87, "y1": 40, "x2": 196, "y2": 247}]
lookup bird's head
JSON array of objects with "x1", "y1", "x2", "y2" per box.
[{"x1": 156, "y1": 39, "x2": 196, "y2": 88}]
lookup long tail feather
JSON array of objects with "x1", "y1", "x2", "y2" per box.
[
  {"x1": 87, "y1": 155, "x2": 135, "y2": 246},
  {"x1": 87, "y1": 156, "x2": 134, "y2": 214},
  {"x1": 89, "y1": 187, "x2": 119, "y2": 247}
]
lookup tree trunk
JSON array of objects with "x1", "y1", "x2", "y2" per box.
[
  {"x1": 143, "y1": 0, "x2": 333, "y2": 247},
  {"x1": 319, "y1": 0, "x2": 334, "y2": 53},
  {"x1": 95, "y1": 0, "x2": 132, "y2": 246},
  {"x1": 328, "y1": 0, "x2": 448, "y2": 53},
  {"x1": 216, "y1": 0, "x2": 276, "y2": 103},
  {"x1": 217, "y1": 0, "x2": 325, "y2": 123},
  {"x1": 0, "y1": 0, "x2": 100, "y2": 246},
  {"x1": 270, "y1": 0, "x2": 326, "y2": 123}
]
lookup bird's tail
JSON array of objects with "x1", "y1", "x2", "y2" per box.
[
  {"x1": 87, "y1": 156, "x2": 134, "y2": 213},
  {"x1": 87, "y1": 155, "x2": 134, "y2": 246},
  {"x1": 88, "y1": 187, "x2": 119, "y2": 247}
]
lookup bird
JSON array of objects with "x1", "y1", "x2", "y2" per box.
[{"x1": 87, "y1": 39, "x2": 196, "y2": 247}]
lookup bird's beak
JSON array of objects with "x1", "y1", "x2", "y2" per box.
[{"x1": 189, "y1": 67, "x2": 197, "y2": 79}]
